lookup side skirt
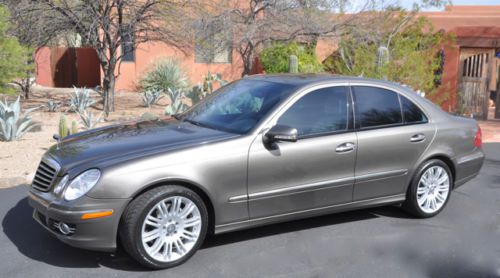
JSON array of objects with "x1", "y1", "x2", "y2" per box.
[{"x1": 214, "y1": 194, "x2": 406, "y2": 234}]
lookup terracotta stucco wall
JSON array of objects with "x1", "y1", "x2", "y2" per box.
[{"x1": 113, "y1": 42, "x2": 244, "y2": 91}]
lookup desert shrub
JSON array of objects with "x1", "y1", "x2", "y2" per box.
[
  {"x1": 260, "y1": 42, "x2": 324, "y2": 74},
  {"x1": 0, "y1": 97, "x2": 39, "y2": 141},
  {"x1": 140, "y1": 58, "x2": 189, "y2": 93}
]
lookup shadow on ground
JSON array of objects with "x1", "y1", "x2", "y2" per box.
[{"x1": 2, "y1": 196, "x2": 401, "y2": 271}]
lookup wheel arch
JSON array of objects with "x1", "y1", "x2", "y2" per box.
[
  {"x1": 418, "y1": 154, "x2": 457, "y2": 188},
  {"x1": 123, "y1": 178, "x2": 216, "y2": 235}
]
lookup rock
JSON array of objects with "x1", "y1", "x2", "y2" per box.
[{"x1": 140, "y1": 112, "x2": 159, "y2": 121}]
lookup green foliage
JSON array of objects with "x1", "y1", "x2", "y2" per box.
[
  {"x1": 324, "y1": 14, "x2": 453, "y2": 104},
  {"x1": 78, "y1": 110, "x2": 102, "y2": 130},
  {"x1": 186, "y1": 71, "x2": 227, "y2": 105},
  {"x1": 140, "y1": 112, "x2": 160, "y2": 121},
  {"x1": 260, "y1": 42, "x2": 324, "y2": 74},
  {"x1": 140, "y1": 58, "x2": 189, "y2": 93},
  {"x1": 165, "y1": 88, "x2": 188, "y2": 116},
  {"x1": 0, "y1": 97, "x2": 39, "y2": 141},
  {"x1": 68, "y1": 87, "x2": 96, "y2": 113},
  {"x1": 141, "y1": 89, "x2": 164, "y2": 108},
  {"x1": 0, "y1": 5, "x2": 31, "y2": 95},
  {"x1": 58, "y1": 115, "x2": 69, "y2": 138},
  {"x1": 289, "y1": 55, "x2": 299, "y2": 73}
]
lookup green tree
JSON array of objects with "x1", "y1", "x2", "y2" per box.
[
  {"x1": 0, "y1": 5, "x2": 29, "y2": 95},
  {"x1": 325, "y1": 13, "x2": 453, "y2": 105},
  {"x1": 260, "y1": 42, "x2": 324, "y2": 74}
]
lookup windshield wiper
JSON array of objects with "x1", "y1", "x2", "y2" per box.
[{"x1": 184, "y1": 118, "x2": 216, "y2": 130}]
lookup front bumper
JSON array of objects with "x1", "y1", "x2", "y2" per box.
[{"x1": 28, "y1": 189, "x2": 130, "y2": 252}]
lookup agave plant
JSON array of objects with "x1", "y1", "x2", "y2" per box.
[
  {"x1": 68, "y1": 87, "x2": 96, "y2": 113},
  {"x1": 141, "y1": 89, "x2": 164, "y2": 108},
  {"x1": 0, "y1": 97, "x2": 39, "y2": 141},
  {"x1": 46, "y1": 100, "x2": 60, "y2": 112},
  {"x1": 164, "y1": 88, "x2": 188, "y2": 116},
  {"x1": 78, "y1": 110, "x2": 103, "y2": 130}
]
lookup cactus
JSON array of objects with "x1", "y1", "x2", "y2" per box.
[
  {"x1": 78, "y1": 110, "x2": 103, "y2": 130},
  {"x1": 289, "y1": 55, "x2": 298, "y2": 73},
  {"x1": 288, "y1": 55, "x2": 299, "y2": 73},
  {"x1": 71, "y1": 120, "x2": 78, "y2": 134},
  {"x1": 59, "y1": 115, "x2": 69, "y2": 138}
]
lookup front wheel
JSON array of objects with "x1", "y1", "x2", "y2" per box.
[
  {"x1": 403, "y1": 159, "x2": 452, "y2": 218},
  {"x1": 120, "y1": 185, "x2": 208, "y2": 269}
]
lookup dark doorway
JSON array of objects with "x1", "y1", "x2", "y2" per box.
[{"x1": 50, "y1": 47, "x2": 100, "y2": 88}]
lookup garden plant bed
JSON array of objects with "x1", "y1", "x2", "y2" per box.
[{"x1": 0, "y1": 85, "x2": 175, "y2": 188}]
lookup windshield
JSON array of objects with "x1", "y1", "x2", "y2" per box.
[{"x1": 182, "y1": 79, "x2": 296, "y2": 134}]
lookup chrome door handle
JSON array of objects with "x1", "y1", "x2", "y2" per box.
[
  {"x1": 410, "y1": 133, "x2": 426, "y2": 143},
  {"x1": 336, "y1": 142, "x2": 355, "y2": 153}
]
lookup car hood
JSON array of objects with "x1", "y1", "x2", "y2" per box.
[{"x1": 46, "y1": 118, "x2": 239, "y2": 172}]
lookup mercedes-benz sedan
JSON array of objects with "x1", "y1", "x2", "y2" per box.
[{"x1": 28, "y1": 75, "x2": 484, "y2": 269}]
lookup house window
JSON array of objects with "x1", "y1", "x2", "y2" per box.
[
  {"x1": 195, "y1": 21, "x2": 231, "y2": 64},
  {"x1": 121, "y1": 31, "x2": 135, "y2": 62}
]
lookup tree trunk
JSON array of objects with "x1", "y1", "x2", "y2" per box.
[{"x1": 102, "y1": 71, "x2": 116, "y2": 116}]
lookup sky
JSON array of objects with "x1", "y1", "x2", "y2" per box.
[{"x1": 347, "y1": 0, "x2": 500, "y2": 12}]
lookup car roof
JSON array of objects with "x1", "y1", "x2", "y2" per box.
[{"x1": 245, "y1": 73, "x2": 408, "y2": 90}]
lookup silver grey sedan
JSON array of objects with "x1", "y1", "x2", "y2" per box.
[{"x1": 28, "y1": 75, "x2": 484, "y2": 269}]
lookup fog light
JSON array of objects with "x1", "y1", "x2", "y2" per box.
[{"x1": 56, "y1": 222, "x2": 74, "y2": 235}]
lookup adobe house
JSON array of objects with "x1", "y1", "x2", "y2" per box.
[
  {"x1": 35, "y1": 5, "x2": 500, "y2": 119},
  {"x1": 422, "y1": 5, "x2": 500, "y2": 120}
]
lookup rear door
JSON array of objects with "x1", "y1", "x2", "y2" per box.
[{"x1": 352, "y1": 85, "x2": 435, "y2": 200}]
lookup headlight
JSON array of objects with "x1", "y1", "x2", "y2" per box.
[
  {"x1": 64, "y1": 169, "x2": 101, "y2": 201},
  {"x1": 54, "y1": 175, "x2": 69, "y2": 195}
]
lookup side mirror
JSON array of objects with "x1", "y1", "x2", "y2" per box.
[{"x1": 264, "y1": 125, "x2": 298, "y2": 143}]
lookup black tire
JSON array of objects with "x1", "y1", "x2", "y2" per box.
[
  {"x1": 120, "y1": 185, "x2": 208, "y2": 269},
  {"x1": 403, "y1": 159, "x2": 453, "y2": 218}
]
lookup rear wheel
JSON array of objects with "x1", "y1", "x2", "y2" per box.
[
  {"x1": 120, "y1": 185, "x2": 208, "y2": 269},
  {"x1": 403, "y1": 159, "x2": 452, "y2": 218}
]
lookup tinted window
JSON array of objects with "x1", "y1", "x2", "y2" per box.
[
  {"x1": 183, "y1": 80, "x2": 295, "y2": 134},
  {"x1": 401, "y1": 96, "x2": 428, "y2": 123},
  {"x1": 278, "y1": 86, "x2": 348, "y2": 136},
  {"x1": 353, "y1": 86, "x2": 402, "y2": 128}
]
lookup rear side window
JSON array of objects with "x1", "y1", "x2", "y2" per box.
[
  {"x1": 401, "y1": 96, "x2": 428, "y2": 123},
  {"x1": 278, "y1": 86, "x2": 348, "y2": 137},
  {"x1": 353, "y1": 86, "x2": 402, "y2": 128}
]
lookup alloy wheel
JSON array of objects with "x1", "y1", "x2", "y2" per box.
[
  {"x1": 416, "y1": 166, "x2": 450, "y2": 214},
  {"x1": 141, "y1": 196, "x2": 202, "y2": 262}
]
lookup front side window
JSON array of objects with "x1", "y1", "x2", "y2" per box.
[
  {"x1": 183, "y1": 80, "x2": 295, "y2": 134},
  {"x1": 353, "y1": 86, "x2": 402, "y2": 128},
  {"x1": 401, "y1": 96, "x2": 428, "y2": 123},
  {"x1": 278, "y1": 86, "x2": 348, "y2": 137}
]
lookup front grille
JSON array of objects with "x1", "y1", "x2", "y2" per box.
[{"x1": 32, "y1": 159, "x2": 59, "y2": 192}]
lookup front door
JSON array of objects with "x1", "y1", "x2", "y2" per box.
[
  {"x1": 247, "y1": 85, "x2": 356, "y2": 219},
  {"x1": 351, "y1": 85, "x2": 435, "y2": 201}
]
